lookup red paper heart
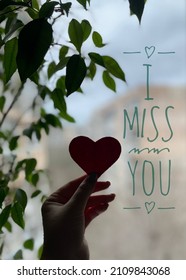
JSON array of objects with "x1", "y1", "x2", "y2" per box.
[{"x1": 69, "y1": 136, "x2": 121, "y2": 177}]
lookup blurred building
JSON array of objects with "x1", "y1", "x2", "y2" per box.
[{"x1": 48, "y1": 85, "x2": 186, "y2": 259}]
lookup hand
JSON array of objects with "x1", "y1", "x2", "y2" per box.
[{"x1": 41, "y1": 173, "x2": 115, "y2": 260}]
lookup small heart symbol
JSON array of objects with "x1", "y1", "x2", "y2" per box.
[
  {"x1": 145, "y1": 201, "x2": 155, "y2": 214},
  {"x1": 69, "y1": 136, "x2": 121, "y2": 177},
  {"x1": 145, "y1": 46, "x2": 155, "y2": 58}
]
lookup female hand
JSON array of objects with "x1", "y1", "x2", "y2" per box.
[{"x1": 41, "y1": 173, "x2": 115, "y2": 259}]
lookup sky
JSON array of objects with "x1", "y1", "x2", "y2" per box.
[{"x1": 63, "y1": 0, "x2": 186, "y2": 125}]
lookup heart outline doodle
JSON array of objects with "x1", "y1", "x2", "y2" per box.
[
  {"x1": 145, "y1": 46, "x2": 155, "y2": 58},
  {"x1": 145, "y1": 201, "x2": 155, "y2": 214}
]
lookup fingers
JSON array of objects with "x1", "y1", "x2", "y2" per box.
[
  {"x1": 45, "y1": 175, "x2": 111, "y2": 205},
  {"x1": 85, "y1": 194, "x2": 115, "y2": 226},
  {"x1": 69, "y1": 173, "x2": 98, "y2": 210},
  {"x1": 86, "y1": 193, "x2": 115, "y2": 207},
  {"x1": 45, "y1": 176, "x2": 86, "y2": 204},
  {"x1": 85, "y1": 203, "x2": 109, "y2": 227},
  {"x1": 93, "y1": 181, "x2": 111, "y2": 193}
]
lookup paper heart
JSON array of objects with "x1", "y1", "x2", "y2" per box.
[
  {"x1": 69, "y1": 136, "x2": 121, "y2": 177},
  {"x1": 145, "y1": 201, "x2": 155, "y2": 214},
  {"x1": 145, "y1": 46, "x2": 155, "y2": 58}
]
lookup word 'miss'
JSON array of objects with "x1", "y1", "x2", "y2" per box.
[{"x1": 123, "y1": 105, "x2": 174, "y2": 142}]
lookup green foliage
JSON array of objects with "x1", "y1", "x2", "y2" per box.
[
  {"x1": 0, "y1": 205, "x2": 11, "y2": 232},
  {"x1": 23, "y1": 238, "x2": 34, "y2": 251},
  {"x1": 0, "y1": 96, "x2": 5, "y2": 112},
  {"x1": 11, "y1": 201, "x2": 25, "y2": 229},
  {"x1": 103, "y1": 71, "x2": 116, "y2": 92},
  {"x1": 4, "y1": 37, "x2": 18, "y2": 83},
  {"x1": 68, "y1": 19, "x2": 84, "y2": 53},
  {"x1": 92, "y1": 31, "x2": 105, "y2": 48},
  {"x1": 9, "y1": 136, "x2": 19, "y2": 151},
  {"x1": 89, "y1": 52, "x2": 126, "y2": 89},
  {"x1": 39, "y1": 1, "x2": 59, "y2": 19},
  {"x1": 81, "y1": 20, "x2": 92, "y2": 41},
  {"x1": 66, "y1": 54, "x2": 87, "y2": 95},
  {"x1": 13, "y1": 249, "x2": 23, "y2": 260},
  {"x1": 0, "y1": 187, "x2": 9, "y2": 208},
  {"x1": 76, "y1": 0, "x2": 90, "y2": 10},
  {"x1": 17, "y1": 19, "x2": 53, "y2": 81},
  {"x1": 128, "y1": 0, "x2": 146, "y2": 23},
  {"x1": 0, "y1": 0, "x2": 147, "y2": 259}
]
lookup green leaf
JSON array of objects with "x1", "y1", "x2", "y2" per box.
[
  {"x1": 0, "y1": 131, "x2": 7, "y2": 140},
  {"x1": 47, "y1": 61, "x2": 56, "y2": 79},
  {"x1": 59, "y1": 111, "x2": 75, "y2": 123},
  {"x1": 0, "y1": 175, "x2": 9, "y2": 188},
  {"x1": 68, "y1": 19, "x2": 83, "y2": 53},
  {"x1": 26, "y1": 7, "x2": 39, "y2": 20},
  {"x1": 4, "y1": 221, "x2": 12, "y2": 232},
  {"x1": 81, "y1": 20, "x2": 92, "y2": 42},
  {"x1": 60, "y1": 2, "x2": 72, "y2": 16},
  {"x1": 88, "y1": 61, "x2": 96, "y2": 80},
  {"x1": 0, "y1": 0, "x2": 14, "y2": 11},
  {"x1": 9, "y1": 135, "x2": 19, "y2": 151},
  {"x1": 59, "y1": 46, "x2": 69, "y2": 60},
  {"x1": 44, "y1": 114, "x2": 62, "y2": 128},
  {"x1": 15, "y1": 189, "x2": 27, "y2": 211},
  {"x1": 92, "y1": 31, "x2": 105, "y2": 48},
  {"x1": 39, "y1": 1, "x2": 59, "y2": 19},
  {"x1": 23, "y1": 127, "x2": 33, "y2": 139},
  {"x1": 31, "y1": 173, "x2": 39, "y2": 187},
  {"x1": 32, "y1": 0, "x2": 40, "y2": 11},
  {"x1": 13, "y1": 249, "x2": 23, "y2": 260},
  {"x1": 0, "y1": 96, "x2": 5, "y2": 112},
  {"x1": 2, "y1": 19, "x2": 23, "y2": 46},
  {"x1": 55, "y1": 57, "x2": 69, "y2": 72},
  {"x1": 3, "y1": 37, "x2": 18, "y2": 83},
  {"x1": 24, "y1": 239, "x2": 34, "y2": 250},
  {"x1": 11, "y1": 202, "x2": 25, "y2": 229},
  {"x1": 65, "y1": 54, "x2": 87, "y2": 96},
  {"x1": 76, "y1": 0, "x2": 88, "y2": 9},
  {"x1": 102, "y1": 70, "x2": 116, "y2": 92},
  {"x1": 37, "y1": 244, "x2": 43, "y2": 259},
  {"x1": 0, "y1": 0, "x2": 29, "y2": 11},
  {"x1": 17, "y1": 19, "x2": 53, "y2": 81},
  {"x1": 31, "y1": 190, "x2": 41, "y2": 198},
  {"x1": 88, "y1": 52, "x2": 105, "y2": 67},
  {"x1": 102, "y1": 56, "x2": 126, "y2": 81},
  {"x1": 0, "y1": 186, "x2": 9, "y2": 209},
  {"x1": 38, "y1": 86, "x2": 51, "y2": 100},
  {"x1": 25, "y1": 158, "x2": 37, "y2": 179},
  {"x1": 15, "y1": 159, "x2": 26, "y2": 173},
  {"x1": 56, "y1": 76, "x2": 66, "y2": 91},
  {"x1": 0, "y1": 205, "x2": 11, "y2": 231},
  {"x1": 0, "y1": 35, "x2": 3, "y2": 48},
  {"x1": 30, "y1": 71, "x2": 40, "y2": 84},
  {"x1": 51, "y1": 88, "x2": 66, "y2": 113},
  {"x1": 128, "y1": 0, "x2": 146, "y2": 23}
]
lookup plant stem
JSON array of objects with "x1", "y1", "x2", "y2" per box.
[{"x1": 0, "y1": 84, "x2": 24, "y2": 129}]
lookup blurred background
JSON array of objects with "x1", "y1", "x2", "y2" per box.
[{"x1": 1, "y1": 0, "x2": 186, "y2": 259}]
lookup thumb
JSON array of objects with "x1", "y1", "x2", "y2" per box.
[{"x1": 69, "y1": 173, "x2": 97, "y2": 211}]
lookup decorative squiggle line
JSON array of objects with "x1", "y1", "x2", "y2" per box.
[{"x1": 128, "y1": 147, "x2": 170, "y2": 154}]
